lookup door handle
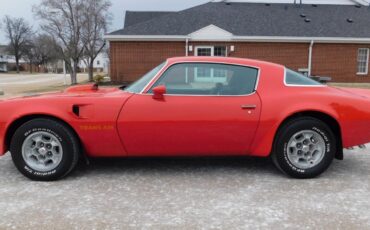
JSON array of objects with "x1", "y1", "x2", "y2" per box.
[{"x1": 241, "y1": 105, "x2": 257, "y2": 110}]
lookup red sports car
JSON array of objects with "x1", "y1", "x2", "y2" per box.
[{"x1": 1, "y1": 57, "x2": 369, "y2": 181}]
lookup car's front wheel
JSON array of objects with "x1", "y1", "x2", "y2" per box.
[
  {"x1": 272, "y1": 117, "x2": 336, "y2": 179},
  {"x1": 10, "y1": 118, "x2": 80, "y2": 181}
]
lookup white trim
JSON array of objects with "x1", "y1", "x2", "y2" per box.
[
  {"x1": 351, "y1": 0, "x2": 369, "y2": 5},
  {"x1": 105, "y1": 34, "x2": 370, "y2": 44},
  {"x1": 232, "y1": 36, "x2": 370, "y2": 43},
  {"x1": 195, "y1": 46, "x2": 214, "y2": 56},
  {"x1": 357, "y1": 48, "x2": 370, "y2": 75},
  {"x1": 105, "y1": 35, "x2": 188, "y2": 41},
  {"x1": 185, "y1": 38, "x2": 189, "y2": 56},
  {"x1": 308, "y1": 40, "x2": 314, "y2": 76},
  {"x1": 189, "y1": 24, "x2": 233, "y2": 41}
]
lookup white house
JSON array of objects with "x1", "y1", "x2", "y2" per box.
[
  {"x1": 0, "y1": 45, "x2": 31, "y2": 72},
  {"x1": 0, "y1": 57, "x2": 7, "y2": 73},
  {"x1": 79, "y1": 53, "x2": 109, "y2": 73},
  {"x1": 0, "y1": 46, "x2": 8, "y2": 72}
]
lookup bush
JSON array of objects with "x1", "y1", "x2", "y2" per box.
[{"x1": 93, "y1": 74, "x2": 106, "y2": 84}]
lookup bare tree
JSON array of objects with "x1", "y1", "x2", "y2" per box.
[
  {"x1": 33, "y1": 0, "x2": 85, "y2": 85},
  {"x1": 33, "y1": 34, "x2": 61, "y2": 72},
  {"x1": 22, "y1": 40, "x2": 36, "y2": 73},
  {"x1": 81, "y1": 0, "x2": 111, "y2": 82},
  {"x1": 2, "y1": 16, "x2": 33, "y2": 73}
]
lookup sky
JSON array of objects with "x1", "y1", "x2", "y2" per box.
[{"x1": 0, "y1": 0, "x2": 210, "y2": 44}]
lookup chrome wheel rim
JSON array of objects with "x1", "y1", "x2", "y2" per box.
[
  {"x1": 287, "y1": 130, "x2": 326, "y2": 169},
  {"x1": 21, "y1": 131, "x2": 63, "y2": 172}
]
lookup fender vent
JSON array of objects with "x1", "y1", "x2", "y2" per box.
[{"x1": 72, "y1": 105, "x2": 80, "y2": 117}]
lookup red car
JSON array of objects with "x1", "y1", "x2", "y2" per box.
[{"x1": 1, "y1": 57, "x2": 370, "y2": 181}]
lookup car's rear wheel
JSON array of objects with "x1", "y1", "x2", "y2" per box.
[
  {"x1": 272, "y1": 117, "x2": 336, "y2": 179},
  {"x1": 10, "y1": 118, "x2": 80, "y2": 181}
]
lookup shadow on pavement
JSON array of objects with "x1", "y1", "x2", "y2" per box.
[
  {"x1": 73, "y1": 156, "x2": 280, "y2": 177},
  {"x1": 69, "y1": 151, "x2": 370, "y2": 180}
]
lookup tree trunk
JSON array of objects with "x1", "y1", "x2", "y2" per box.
[
  {"x1": 70, "y1": 60, "x2": 78, "y2": 85},
  {"x1": 15, "y1": 57, "x2": 20, "y2": 73},
  {"x1": 29, "y1": 62, "x2": 33, "y2": 74},
  {"x1": 71, "y1": 71, "x2": 77, "y2": 85},
  {"x1": 88, "y1": 61, "x2": 94, "y2": 82}
]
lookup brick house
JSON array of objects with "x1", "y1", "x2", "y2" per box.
[{"x1": 105, "y1": 0, "x2": 370, "y2": 83}]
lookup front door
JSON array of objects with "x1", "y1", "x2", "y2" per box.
[{"x1": 117, "y1": 62, "x2": 261, "y2": 156}]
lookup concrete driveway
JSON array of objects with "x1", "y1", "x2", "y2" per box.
[
  {"x1": 0, "y1": 73, "x2": 88, "y2": 98},
  {"x1": 0, "y1": 145, "x2": 369, "y2": 229}
]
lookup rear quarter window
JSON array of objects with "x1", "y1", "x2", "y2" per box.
[{"x1": 285, "y1": 68, "x2": 322, "y2": 86}]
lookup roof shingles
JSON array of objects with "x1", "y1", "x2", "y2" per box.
[
  {"x1": 109, "y1": 2, "x2": 370, "y2": 38},
  {"x1": 124, "y1": 11, "x2": 174, "y2": 28}
]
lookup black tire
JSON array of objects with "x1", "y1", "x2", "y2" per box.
[
  {"x1": 10, "y1": 118, "x2": 80, "y2": 181},
  {"x1": 272, "y1": 117, "x2": 336, "y2": 179}
]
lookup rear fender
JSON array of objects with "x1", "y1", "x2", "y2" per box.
[{"x1": 249, "y1": 105, "x2": 339, "y2": 157}]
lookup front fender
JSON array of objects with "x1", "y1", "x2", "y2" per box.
[
  {"x1": 0, "y1": 102, "x2": 73, "y2": 155},
  {"x1": 0, "y1": 94, "x2": 129, "y2": 157}
]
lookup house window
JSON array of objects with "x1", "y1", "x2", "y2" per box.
[
  {"x1": 195, "y1": 46, "x2": 227, "y2": 57},
  {"x1": 196, "y1": 47, "x2": 212, "y2": 56},
  {"x1": 357, "y1": 48, "x2": 369, "y2": 75},
  {"x1": 214, "y1": 46, "x2": 227, "y2": 57},
  {"x1": 97, "y1": 60, "x2": 100, "y2": 65},
  {"x1": 195, "y1": 46, "x2": 228, "y2": 81}
]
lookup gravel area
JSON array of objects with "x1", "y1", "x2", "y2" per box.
[{"x1": 0, "y1": 145, "x2": 370, "y2": 229}]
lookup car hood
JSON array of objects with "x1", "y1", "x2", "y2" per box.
[{"x1": 2, "y1": 84, "x2": 122, "y2": 101}]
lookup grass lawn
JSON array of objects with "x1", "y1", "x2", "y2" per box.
[
  {"x1": 22, "y1": 84, "x2": 71, "y2": 94},
  {"x1": 3, "y1": 71, "x2": 43, "y2": 75},
  {"x1": 22, "y1": 80, "x2": 92, "y2": 95},
  {"x1": 328, "y1": 83, "x2": 370, "y2": 89}
]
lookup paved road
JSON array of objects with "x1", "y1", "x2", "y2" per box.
[
  {"x1": 0, "y1": 145, "x2": 369, "y2": 229},
  {"x1": 0, "y1": 73, "x2": 88, "y2": 98}
]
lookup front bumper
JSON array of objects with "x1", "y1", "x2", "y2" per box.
[{"x1": 0, "y1": 123, "x2": 7, "y2": 155}]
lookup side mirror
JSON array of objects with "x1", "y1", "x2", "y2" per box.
[{"x1": 152, "y1": 85, "x2": 166, "y2": 99}]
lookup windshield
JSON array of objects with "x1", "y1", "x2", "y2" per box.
[{"x1": 124, "y1": 62, "x2": 166, "y2": 93}]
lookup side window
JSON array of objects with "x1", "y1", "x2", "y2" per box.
[
  {"x1": 149, "y1": 63, "x2": 258, "y2": 95},
  {"x1": 285, "y1": 68, "x2": 322, "y2": 86}
]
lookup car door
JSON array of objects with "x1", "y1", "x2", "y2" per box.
[{"x1": 117, "y1": 62, "x2": 262, "y2": 156}]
